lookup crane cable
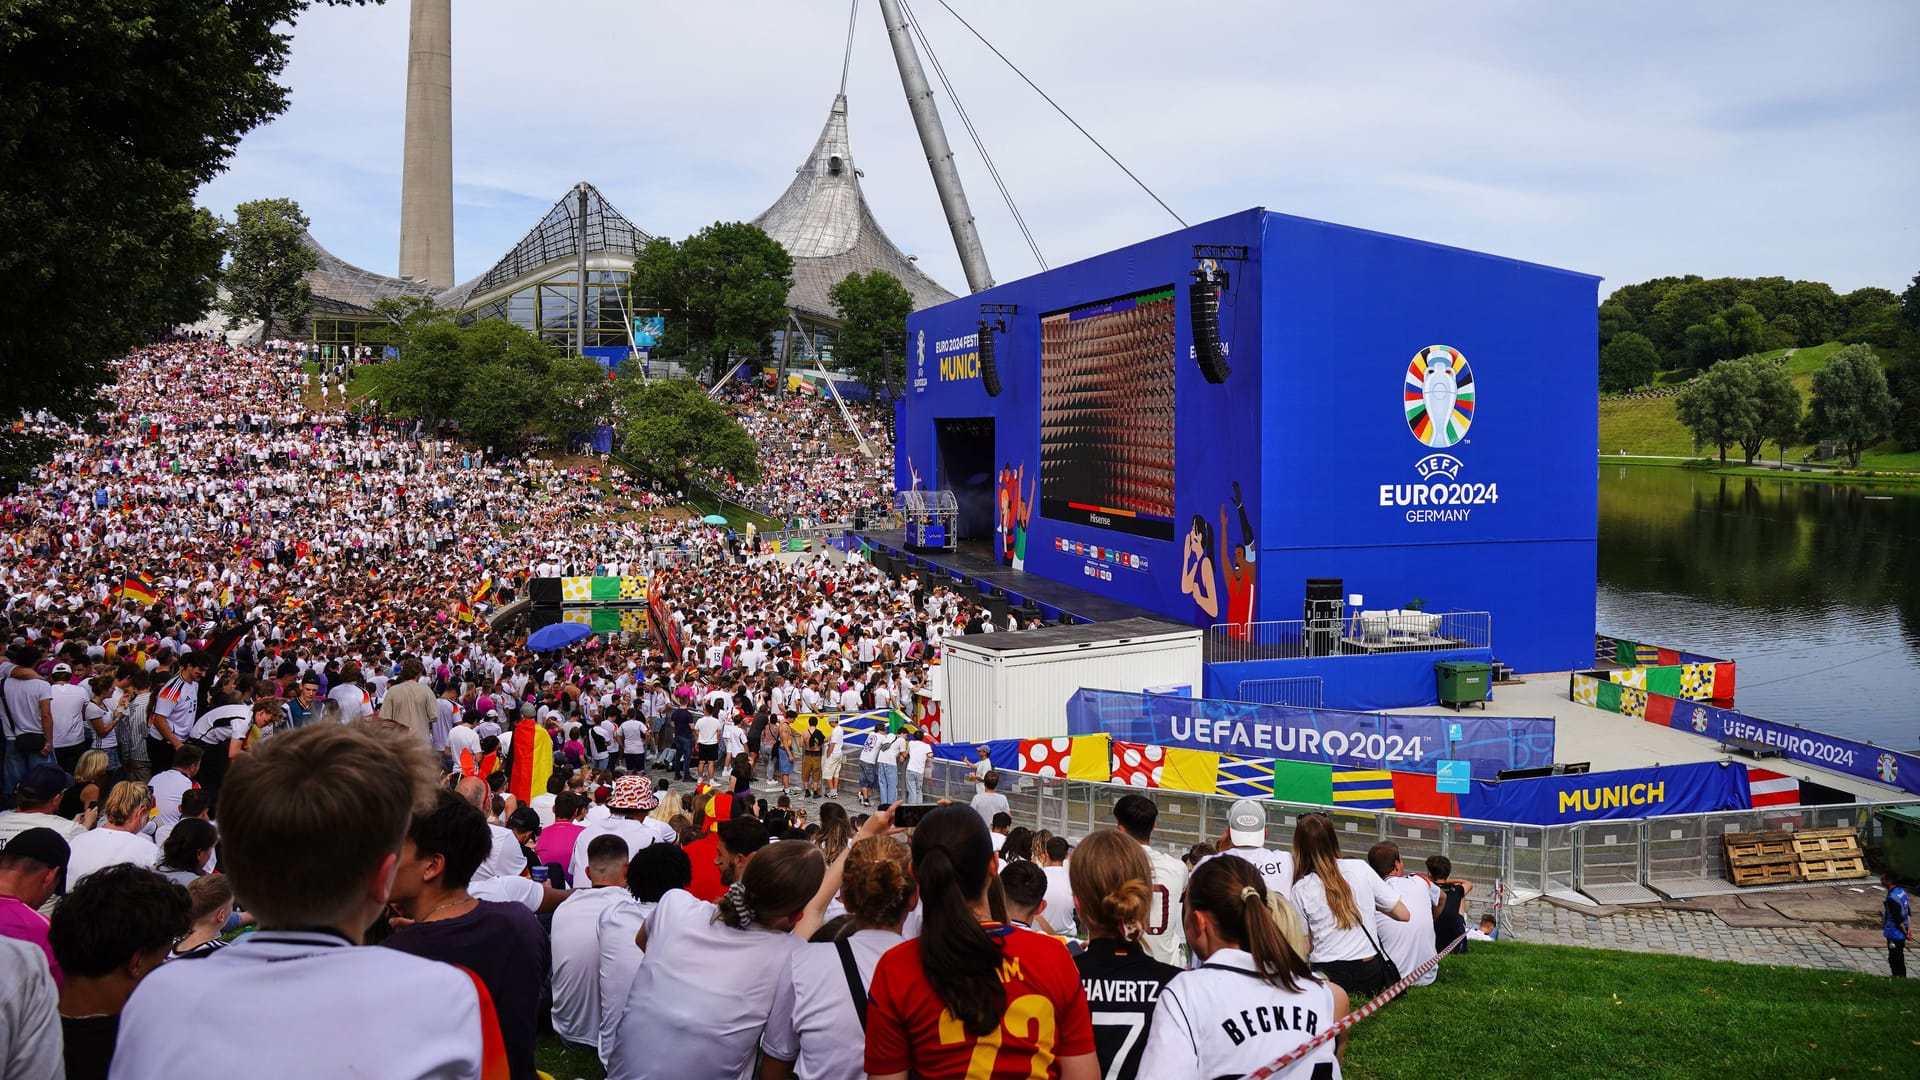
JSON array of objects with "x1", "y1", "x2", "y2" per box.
[
  {"x1": 899, "y1": 0, "x2": 1049, "y2": 271},
  {"x1": 928, "y1": 0, "x2": 1188, "y2": 228}
]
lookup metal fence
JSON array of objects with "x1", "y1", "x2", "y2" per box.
[
  {"x1": 1205, "y1": 611, "x2": 1492, "y2": 664},
  {"x1": 894, "y1": 754, "x2": 1920, "y2": 908},
  {"x1": 1234, "y1": 676, "x2": 1326, "y2": 708}
]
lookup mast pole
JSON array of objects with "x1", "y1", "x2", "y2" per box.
[{"x1": 874, "y1": 0, "x2": 993, "y2": 292}]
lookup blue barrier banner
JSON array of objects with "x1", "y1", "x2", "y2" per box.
[
  {"x1": 1066, "y1": 689, "x2": 1555, "y2": 777},
  {"x1": 1456, "y1": 761, "x2": 1750, "y2": 825},
  {"x1": 1666, "y1": 698, "x2": 1920, "y2": 796},
  {"x1": 930, "y1": 739, "x2": 1020, "y2": 771}
]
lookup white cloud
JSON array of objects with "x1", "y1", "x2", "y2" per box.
[{"x1": 196, "y1": 0, "x2": 1920, "y2": 297}]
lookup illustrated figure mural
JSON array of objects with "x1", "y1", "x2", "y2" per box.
[
  {"x1": 996, "y1": 463, "x2": 1034, "y2": 570},
  {"x1": 1220, "y1": 481, "x2": 1257, "y2": 639},
  {"x1": 1181, "y1": 513, "x2": 1219, "y2": 621}
]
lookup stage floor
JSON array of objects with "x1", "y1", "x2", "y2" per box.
[{"x1": 856, "y1": 531, "x2": 1174, "y2": 626}]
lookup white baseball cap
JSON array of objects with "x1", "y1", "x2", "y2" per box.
[{"x1": 1228, "y1": 798, "x2": 1267, "y2": 848}]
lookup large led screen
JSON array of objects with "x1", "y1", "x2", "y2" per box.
[{"x1": 1038, "y1": 286, "x2": 1177, "y2": 541}]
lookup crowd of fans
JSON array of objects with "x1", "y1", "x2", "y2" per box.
[
  {"x1": 709, "y1": 381, "x2": 894, "y2": 528},
  {"x1": 0, "y1": 338, "x2": 1490, "y2": 1078}
]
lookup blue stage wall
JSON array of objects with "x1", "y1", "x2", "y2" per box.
[
  {"x1": 1204, "y1": 647, "x2": 1493, "y2": 712},
  {"x1": 900, "y1": 208, "x2": 1599, "y2": 676}
]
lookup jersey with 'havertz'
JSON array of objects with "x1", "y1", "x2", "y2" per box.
[
  {"x1": 866, "y1": 922, "x2": 1096, "y2": 1079},
  {"x1": 1074, "y1": 937, "x2": 1181, "y2": 1080}
]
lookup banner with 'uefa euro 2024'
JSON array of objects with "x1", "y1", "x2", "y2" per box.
[{"x1": 1065, "y1": 689, "x2": 1554, "y2": 778}]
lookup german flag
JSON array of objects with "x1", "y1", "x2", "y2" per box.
[
  {"x1": 469, "y1": 573, "x2": 494, "y2": 606},
  {"x1": 118, "y1": 572, "x2": 157, "y2": 605}
]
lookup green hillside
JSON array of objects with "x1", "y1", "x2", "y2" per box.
[{"x1": 1599, "y1": 342, "x2": 1920, "y2": 470}]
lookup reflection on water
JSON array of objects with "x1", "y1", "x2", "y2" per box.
[{"x1": 1596, "y1": 466, "x2": 1920, "y2": 748}]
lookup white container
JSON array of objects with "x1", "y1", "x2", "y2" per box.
[{"x1": 939, "y1": 618, "x2": 1204, "y2": 744}]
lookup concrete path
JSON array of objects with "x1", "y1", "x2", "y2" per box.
[{"x1": 1498, "y1": 884, "x2": 1899, "y2": 976}]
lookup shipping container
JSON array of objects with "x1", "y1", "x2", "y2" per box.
[{"x1": 939, "y1": 618, "x2": 1202, "y2": 743}]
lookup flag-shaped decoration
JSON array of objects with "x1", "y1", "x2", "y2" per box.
[
  {"x1": 886, "y1": 708, "x2": 913, "y2": 734},
  {"x1": 1747, "y1": 767, "x2": 1800, "y2": 808},
  {"x1": 1679, "y1": 663, "x2": 1715, "y2": 701},
  {"x1": 1271, "y1": 758, "x2": 1335, "y2": 805},
  {"x1": 617, "y1": 576, "x2": 648, "y2": 601},
  {"x1": 1711, "y1": 662, "x2": 1736, "y2": 701},
  {"x1": 1158, "y1": 748, "x2": 1220, "y2": 794},
  {"x1": 1643, "y1": 692, "x2": 1675, "y2": 727},
  {"x1": 1066, "y1": 734, "x2": 1111, "y2": 782},
  {"x1": 1390, "y1": 770, "x2": 1457, "y2": 817},
  {"x1": 509, "y1": 719, "x2": 552, "y2": 802},
  {"x1": 119, "y1": 572, "x2": 157, "y2": 605},
  {"x1": 1594, "y1": 680, "x2": 1622, "y2": 714},
  {"x1": 1331, "y1": 769, "x2": 1395, "y2": 809},
  {"x1": 1215, "y1": 755, "x2": 1275, "y2": 799},
  {"x1": 1611, "y1": 667, "x2": 1646, "y2": 690},
  {"x1": 1643, "y1": 666, "x2": 1682, "y2": 698},
  {"x1": 1019, "y1": 737, "x2": 1074, "y2": 778},
  {"x1": 1619, "y1": 686, "x2": 1648, "y2": 720},
  {"x1": 1110, "y1": 742, "x2": 1165, "y2": 788},
  {"x1": 469, "y1": 574, "x2": 494, "y2": 606},
  {"x1": 1571, "y1": 674, "x2": 1600, "y2": 707}
]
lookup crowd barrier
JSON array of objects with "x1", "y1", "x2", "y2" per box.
[
  {"x1": 526, "y1": 575, "x2": 650, "y2": 606},
  {"x1": 1594, "y1": 633, "x2": 1735, "y2": 703},
  {"x1": 1569, "y1": 670, "x2": 1920, "y2": 796}
]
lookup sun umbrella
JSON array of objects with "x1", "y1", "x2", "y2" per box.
[
  {"x1": 702, "y1": 514, "x2": 728, "y2": 525},
  {"x1": 526, "y1": 621, "x2": 593, "y2": 652}
]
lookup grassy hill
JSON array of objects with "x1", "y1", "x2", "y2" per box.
[
  {"x1": 1343, "y1": 940, "x2": 1918, "y2": 1079},
  {"x1": 1599, "y1": 342, "x2": 1920, "y2": 470}
]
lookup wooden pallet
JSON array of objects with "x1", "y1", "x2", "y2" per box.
[
  {"x1": 1799, "y1": 855, "x2": 1869, "y2": 882},
  {"x1": 1728, "y1": 858, "x2": 1803, "y2": 887},
  {"x1": 1789, "y1": 828, "x2": 1861, "y2": 858},
  {"x1": 1724, "y1": 831, "x2": 1795, "y2": 861}
]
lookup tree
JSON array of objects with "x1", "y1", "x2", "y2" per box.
[
  {"x1": 1901, "y1": 271, "x2": 1920, "y2": 331},
  {"x1": 829, "y1": 270, "x2": 915, "y2": 392},
  {"x1": 630, "y1": 223, "x2": 794, "y2": 381},
  {"x1": 224, "y1": 198, "x2": 317, "y2": 337},
  {"x1": 1807, "y1": 345, "x2": 1898, "y2": 467},
  {"x1": 0, "y1": 0, "x2": 374, "y2": 482},
  {"x1": 543, "y1": 355, "x2": 617, "y2": 443},
  {"x1": 1599, "y1": 332, "x2": 1661, "y2": 393},
  {"x1": 456, "y1": 362, "x2": 545, "y2": 455},
  {"x1": 1673, "y1": 359, "x2": 1758, "y2": 464},
  {"x1": 1739, "y1": 356, "x2": 1802, "y2": 466},
  {"x1": 364, "y1": 321, "x2": 472, "y2": 428},
  {"x1": 616, "y1": 377, "x2": 761, "y2": 487}
]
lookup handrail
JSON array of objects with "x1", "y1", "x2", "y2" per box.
[{"x1": 706, "y1": 354, "x2": 752, "y2": 399}]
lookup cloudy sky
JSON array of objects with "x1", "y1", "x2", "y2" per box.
[{"x1": 198, "y1": 0, "x2": 1920, "y2": 297}]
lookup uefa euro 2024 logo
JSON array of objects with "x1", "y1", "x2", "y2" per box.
[
  {"x1": 1879, "y1": 752, "x2": 1899, "y2": 785},
  {"x1": 1405, "y1": 345, "x2": 1475, "y2": 448}
]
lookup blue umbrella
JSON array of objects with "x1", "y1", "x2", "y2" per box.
[
  {"x1": 702, "y1": 513, "x2": 728, "y2": 525},
  {"x1": 526, "y1": 621, "x2": 592, "y2": 652}
]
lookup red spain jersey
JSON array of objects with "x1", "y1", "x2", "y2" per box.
[{"x1": 866, "y1": 923, "x2": 1095, "y2": 1080}]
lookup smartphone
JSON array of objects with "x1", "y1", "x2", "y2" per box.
[{"x1": 891, "y1": 804, "x2": 941, "y2": 829}]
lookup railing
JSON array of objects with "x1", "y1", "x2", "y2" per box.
[
  {"x1": 891, "y1": 758, "x2": 1920, "y2": 907},
  {"x1": 1206, "y1": 611, "x2": 1492, "y2": 665},
  {"x1": 1235, "y1": 676, "x2": 1326, "y2": 708},
  {"x1": 804, "y1": 367, "x2": 874, "y2": 460}
]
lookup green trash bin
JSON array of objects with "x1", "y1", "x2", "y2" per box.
[
  {"x1": 1877, "y1": 806, "x2": 1920, "y2": 883},
  {"x1": 1434, "y1": 660, "x2": 1492, "y2": 711}
]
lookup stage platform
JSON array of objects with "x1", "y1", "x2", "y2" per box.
[{"x1": 855, "y1": 531, "x2": 1171, "y2": 626}]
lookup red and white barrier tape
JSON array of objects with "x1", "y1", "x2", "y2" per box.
[{"x1": 1241, "y1": 933, "x2": 1469, "y2": 1080}]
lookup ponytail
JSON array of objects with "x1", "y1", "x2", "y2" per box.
[
  {"x1": 1188, "y1": 856, "x2": 1313, "y2": 992},
  {"x1": 1292, "y1": 813, "x2": 1361, "y2": 928},
  {"x1": 911, "y1": 807, "x2": 1007, "y2": 1037}
]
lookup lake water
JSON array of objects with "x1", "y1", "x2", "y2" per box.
[{"x1": 1596, "y1": 465, "x2": 1920, "y2": 749}]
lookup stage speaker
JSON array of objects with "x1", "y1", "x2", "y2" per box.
[
  {"x1": 1188, "y1": 277, "x2": 1231, "y2": 384},
  {"x1": 984, "y1": 593, "x2": 1011, "y2": 624},
  {"x1": 1306, "y1": 578, "x2": 1345, "y2": 604},
  {"x1": 853, "y1": 512, "x2": 867, "y2": 531},
  {"x1": 978, "y1": 319, "x2": 1002, "y2": 397}
]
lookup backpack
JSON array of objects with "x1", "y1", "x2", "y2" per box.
[{"x1": 807, "y1": 727, "x2": 826, "y2": 752}]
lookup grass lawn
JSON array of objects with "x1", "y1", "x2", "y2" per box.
[
  {"x1": 679, "y1": 487, "x2": 785, "y2": 533},
  {"x1": 1598, "y1": 395, "x2": 1697, "y2": 456},
  {"x1": 536, "y1": 1035, "x2": 604, "y2": 1080},
  {"x1": 540, "y1": 941, "x2": 1918, "y2": 1080},
  {"x1": 1343, "y1": 941, "x2": 1920, "y2": 1080}
]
